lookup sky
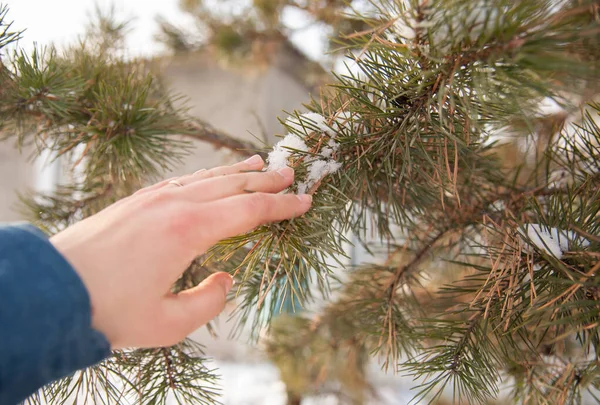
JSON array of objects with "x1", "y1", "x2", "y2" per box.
[
  {"x1": 5, "y1": 0, "x2": 328, "y2": 60},
  {"x1": 7, "y1": 0, "x2": 195, "y2": 57}
]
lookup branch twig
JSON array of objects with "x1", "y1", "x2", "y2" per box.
[{"x1": 183, "y1": 120, "x2": 263, "y2": 158}]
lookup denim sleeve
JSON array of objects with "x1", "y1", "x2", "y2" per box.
[{"x1": 0, "y1": 224, "x2": 111, "y2": 405}]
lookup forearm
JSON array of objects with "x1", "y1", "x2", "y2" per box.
[{"x1": 0, "y1": 224, "x2": 110, "y2": 405}]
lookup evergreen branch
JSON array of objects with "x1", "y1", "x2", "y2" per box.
[
  {"x1": 26, "y1": 356, "x2": 131, "y2": 405},
  {"x1": 184, "y1": 119, "x2": 262, "y2": 158},
  {"x1": 509, "y1": 358, "x2": 600, "y2": 405},
  {"x1": 161, "y1": 348, "x2": 176, "y2": 389},
  {"x1": 18, "y1": 183, "x2": 122, "y2": 234},
  {"x1": 386, "y1": 229, "x2": 449, "y2": 298},
  {"x1": 0, "y1": 5, "x2": 21, "y2": 54},
  {"x1": 405, "y1": 310, "x2": 501, "y2": 405},
  {"x1": 115, "y1": 340, "x2": 220, "y2": 405}
]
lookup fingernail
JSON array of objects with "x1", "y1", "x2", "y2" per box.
[
  {"x1": 297, "y1": 194, "x2": 313, "y2": 204},
  {"x1": 224, "y1": 275, "x2": 234, "y2": 294},
  {"x1": 194, "y1": 168, "x2": 207, "y2": 175},
  {"x1": 244, "y1": 154, "x2": 263, "y2": 166},
  {"x1": 277, "y1": 167, "x2": 294, "y2": 181}
]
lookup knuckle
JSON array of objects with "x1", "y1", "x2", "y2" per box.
[
  {"x1": 202, "y1": 170, "x2": 216, "y2": 179},
  {"x1": 246, "y1": 192, "x2": 272, "y2": 218},
  {"x1": 164, "y1": 205, "x2": 198, "y2": 242},
  {"x1": 236, "y1": 174, "x2": 251, "y2": 191},
  {"x1": 140, "y1": 190, "x2": 170, "y2": 209},
  {"x1": 132, "y1": 180, "x2": 168, "y2": 197},
  {"x1": 131, "y1": 188, "x2": 148, "y2": 197},
  {"x1": 177, "y1": 174, "x2": 192, "y2": 184}
]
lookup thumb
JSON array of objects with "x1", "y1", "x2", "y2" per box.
[{"x1": 167, "y1": 272, "x2": 233, "y2": 335}]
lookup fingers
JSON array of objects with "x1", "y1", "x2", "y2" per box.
[
  {"x1": 171, "y1": 155, "x2": 265, "y2": 188},
  {"x1": 194, "y1": 192, "x2": 312, "y2": 248},
  {"x1": 134, "y1": 177, "x2": 180, "y2": 196},
  {"x1": 198, "y1": 154, "x2": 264, "y2": 178},
  {"x1": 129, "y1": 155, "x2": 265, "y2": 205},
  {"x1": 179, "y1": 167, "x2": 295, "y2": 203},
  {"x1": 164, "y1": 272, "x2": 233, "y2": 336}
]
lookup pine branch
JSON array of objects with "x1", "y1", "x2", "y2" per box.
[
  {"x1": 0, "y1": 5, "x2": 21, "y2": 54},
  {"x1": 184, "y1": 119, "x2": 263, "y2": 158}
]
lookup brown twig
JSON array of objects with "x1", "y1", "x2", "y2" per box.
[
  {"x1": 161, "y1": 348, "x2": 177, "y2": 389},
  {"x1": 184, "y1": 120, "x2": 263, "y2": 158},
  {"x1": 385, "y1": 229, "x2": 450, "y2": 299}
]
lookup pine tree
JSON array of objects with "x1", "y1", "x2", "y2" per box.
[{"x1": 2, "y1": 1, "x2": 600, "y2": 404}]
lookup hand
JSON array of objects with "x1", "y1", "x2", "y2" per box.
[{"x1": 49, "y1": 155, "x2": 311, "y2": 349}]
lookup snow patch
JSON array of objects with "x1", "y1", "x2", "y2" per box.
[
  {"x1": 548, "y1": 169, "x2": 574, "y2": 189},
  {"x1": 488, "y1": 200, "x2": 506, "y2": 212},
  {"x1": 297, "y1": 159, "x2": 343, "y2": 195},
  {"x1": 320, "y1": 138, "x2": 341, "y2": 159},
  {"x1": 397, "y1": 0, "x2": 499, "y2": 52},
  {"x1": 285, "y1": 112, "x2": 334, "y2": 136},
  {"x1": 267, "y1": 134, "x2": 308, "y2": 172},
  {"x1": 268, "y1": 112, "x2": 347, "y2": 193},
  {"x1": 520, "y1": 224, "x2": 590, "y2": 259},
  {"x1": 538, "y1": 97, "x2": 564, "y2": 116}
]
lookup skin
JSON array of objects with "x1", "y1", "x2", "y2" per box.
[{"x1": 49, "y1": 155, "x2": 311, "y2": 350}]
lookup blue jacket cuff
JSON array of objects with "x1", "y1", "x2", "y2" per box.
[{"x1": 0, "y1": 223, "x2": 111, "y2": 404}]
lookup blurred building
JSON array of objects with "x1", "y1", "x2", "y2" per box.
[
  {"x1": 0, "y1": 142, "x2": 36, "y2": 222},
  {"x1": 159, "y1": 44, "x2": 319, "y2": 176}
]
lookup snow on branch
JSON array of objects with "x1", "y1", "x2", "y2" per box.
[
  {"x1": 520, "y1": 223, "x2": 591, "y2": 260},
  {"x1": 266, "y1": 112, "x2": 353, "y2": 194}
]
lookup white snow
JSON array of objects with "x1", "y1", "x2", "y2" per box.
[
  {"x1": 520, "y1": 223, "x2": 591, "y2": 259},
  {"x1": 548, "y1": 168, "x2": 574, "y2": 189},
  {"x1": 268, "y1": 112, "x2": 346, "y2": 192},
  {"x1": 266, "y1": 133, "x2": 309, "y2": 172},
  {"x1": 488, "y1": 199, "x2": 506, "y2": 212},
  {"x1": 285, "y1": 112, "x2": 334, "y2": 136},
  {"x1": 538, "y1": 97, "x2": 564, "y2": 116},
  {"x1": 183, "y1": 361, "x2": 418, "y2": 405},
  {"x1": 319, "y1": 138, "x2": 340, "y2": 159},
  {"x1": 279, "y1": 133, "x2": 309, "y2": 152},
  {"x1": 320, "y1": 147, "x2": 334, "y2": 159},
  {"x1": 390, "y1": 2, "x2": 418, "y2": 41},
  {"x1": 297, "y1": 159, "x2": 343, "y2": 194},
  {"x1": 394, "y1": 0, "x2": 500, "y2": 51},
  {"x1": 550, "y1": 105, "x2": 600, "y2": 185}
]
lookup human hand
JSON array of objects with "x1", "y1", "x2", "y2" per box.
[{"x1": 49, "y1": 155, "x2": 311, "y2": 349}]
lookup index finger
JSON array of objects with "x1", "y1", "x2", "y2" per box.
[{"x1": 195, "y1": 192, "x2": 312, "y2": 248}]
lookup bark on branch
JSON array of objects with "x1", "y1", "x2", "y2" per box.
[{"x1": 184, "y1": 120, "x2": 264, "y2": 158}]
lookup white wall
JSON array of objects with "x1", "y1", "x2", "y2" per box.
[{"x1": 0, "y1": 140, "x2": 36, "y2": 223}]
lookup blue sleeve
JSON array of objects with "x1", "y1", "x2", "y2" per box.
[{"x1": 0, "y1": 224, "x2": 111, "y2": 405}]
